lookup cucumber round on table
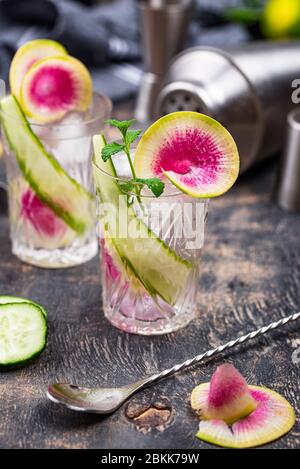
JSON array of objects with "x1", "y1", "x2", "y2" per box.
[
  {"x1": 0, "y1": 295, "x2": 47, "y2": 318},
  {"x1": 0, "y1": 302, "x2": 47, "y2": 368}
]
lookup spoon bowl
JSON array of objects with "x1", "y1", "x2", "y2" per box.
[{"x1": 47, "y1": 380, "x2": 146, "y2": 414}]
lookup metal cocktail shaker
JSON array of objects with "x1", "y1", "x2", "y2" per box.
[
  {"x1": 135, "y1": 0, "x2": 193, "y2": 124},
  {"x1": 156, "y1": 41, "x2": 300, "y2": 172}
]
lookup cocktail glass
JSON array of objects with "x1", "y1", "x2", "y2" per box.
[
  {"x1": 1, "y1": 92, "x2": 111, "y2": 268},
  {"x1": 93, "y1": 148, "x2": 209, "y2": 335}
]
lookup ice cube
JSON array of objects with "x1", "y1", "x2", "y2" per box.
[
  {"x1": 52, "y1": 133, "x2": 91, "y2": 167},
  {"x1": 55, "y1": 111, "x2": 86, "y2": 135},
  {"x1": 111, "y1": 150, "x2": 133, "y2": 178},
  {"x1": 31, "y1": 111, "x2": 92, "y2": 167}
]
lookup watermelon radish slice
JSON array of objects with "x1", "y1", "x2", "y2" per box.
[
  {"x1": 134, "y1": 112, "x2": 239, "y2": 198},
  {"x1": 9, "y1": 39, "x2": 68, "y2": 101},
  {"x1": 9, "y1": 178, "x2": 76, "y2": 249},
  {"x1": 191, "y1": 364, "x2": 295, "y2": 448},
  {"x1": 19, "y1": 188, "x2": 76, "y2": 249},
  {"x1": 20, "y1": 55, "x2": 92, "y2": 123}
]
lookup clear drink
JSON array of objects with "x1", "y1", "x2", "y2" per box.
[
  {"x1": 93, "y1": 150, "x2": 209, "y2": 335},
  {"x1": 1, "y1": 92, "x2": 111, "y2": 268}
]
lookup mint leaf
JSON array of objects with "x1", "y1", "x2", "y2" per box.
[
  {"x1": 105, "y1": 119, "x2": 136, "y2": 137},
  {"x1": 118, "y1": 177, "x2": 164, "y2": 197},
  {"x1": 118, "y1": 181, "x2": 135, "y2": 194},
  {"x1": 101, "y1": 142, "x2": 125, "y2": 162},
  {"x1": 136, "y1": 177, "x2": 165, "y2": 198},
  {"x1": 125, "y1": 129, "x2": 142, "y2": 146}
]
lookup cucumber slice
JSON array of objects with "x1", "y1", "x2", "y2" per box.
[
  {"x1": 0, "y1": 303, "x2": 47, "y2": 368},
  {"x1": 93, "y1": 134, "x2": 193, "y2": 306},
  {"x1": 0, "y1": 95, "x2": 93, "y2": 235},
  {"x1": 0, "y1": 295, "x2": 47, "y2": 318}
]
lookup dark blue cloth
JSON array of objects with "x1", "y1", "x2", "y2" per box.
[{"x1": 0, "y1": 0, "x2": 250, "y2": 101}]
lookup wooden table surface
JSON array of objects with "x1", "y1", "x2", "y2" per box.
[{"x1": 0, "y1": 112, "x2": 300, "y2": 449}]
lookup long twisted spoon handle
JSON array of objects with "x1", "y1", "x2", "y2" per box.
[{"x1": 140, "y1": 312, "x2": 300, "y2": 388}]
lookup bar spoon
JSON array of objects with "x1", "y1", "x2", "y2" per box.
[{"x1": 47, "y1": 312, "x2": 299, "y2": 414}]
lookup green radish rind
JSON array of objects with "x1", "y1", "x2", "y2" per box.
[
  {"x1": 0, "y1": 303, "x2": 47, "y2": 369},
  {"x1": 0, "y1": 295, "x2": 47, "y2": 318},
  {"x1": 0, "y1": 95, "x2": 94, "y2": 235},
  {"x1": 93, "y1": 134, "x2": 193, "y2": 306}
]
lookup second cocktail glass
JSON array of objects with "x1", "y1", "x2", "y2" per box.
[
  {"x1": 93, "y1": 146, "x2": 208, "y2": 335},
  {"x1": 1, "y1": 92, "x2": 111, "y2": 268}
]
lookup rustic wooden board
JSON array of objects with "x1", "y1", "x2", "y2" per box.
[{"x1": 0, "y1": 139, "x2": 299, "y2": 449}]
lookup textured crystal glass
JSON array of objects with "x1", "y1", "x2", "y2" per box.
[
  {"x1": 93, "y1": 154, "x2": 209, "y2": 335},
  {"x1": 1, "y1": 92, "x2": 111, "y2": 268}
]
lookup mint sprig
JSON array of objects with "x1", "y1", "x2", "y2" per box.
[{"x1": 101, "y1": 119, "x2": 165, "y2": 198}]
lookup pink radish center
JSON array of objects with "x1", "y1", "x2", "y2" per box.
[
  {"x1": 21, "y1": 189, "x2": 66, "y2": 237},
  {"x1": 232, "y1": 389, "x2": 272, "y2": 432},
  {"x1": 28, "y1": 65, "x2": 76, "y2": 111},
  {"x1": 154, "y1": 128, "x2": 222, "y2": 186},
  {"x1": 208, "y1": 363, "x2": 249, "y2": 408}
]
